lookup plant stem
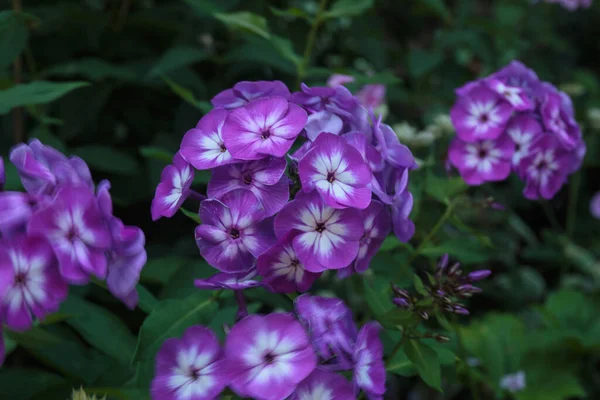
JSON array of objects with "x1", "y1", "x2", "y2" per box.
[
  {"x1": 12, "y1": 0, "x2": 24, "y2": 144},
  {"x1": 385, "y1": 330, "x2": 409, "y2": 367},
  {"x1": 540, "y1": 200, "x2": 562, "y2": 232},
  {"x1": 566, "y1": 171, "x2": 581, "y2": 238},
  {"x1": 296, "y1": 0, "x2": 329, "y2": 87}
]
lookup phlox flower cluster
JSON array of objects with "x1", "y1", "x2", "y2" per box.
[
  {"x1": 448, "y1": 61, "x2": 586, "y2": 200},
  {"x1": 0, "y1": 141, "x2": 147, "y2": 365},
  {"x1": 152, "y1": 80, "x2": 416, "y2": 294},
  {"x1": 151, "y1": 294, "x2": 385, "y2": 400}
]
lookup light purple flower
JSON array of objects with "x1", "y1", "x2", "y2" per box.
[
  {"x1": 392, "y1": 189, "x2": 415, "y2": 243},
  {"x1": 357, "y1": 85, "x2": 386, "y2": 110},
  {"x1": 0, "y1": 192, "x2": 36, "y2": 235},
  {"x1": 591, "y1": 192, "x2": 600, "y2": 219},
  {"x1": 327, "y1": 74, "x2": 355, "y2": 88},
  {"x1": 222, "y1": 96, "x2": 307, "y2": 160},
  {"x1": 372, "y1": 116, "x2": 415, "y2": 169},
  {"x1": 353, "y1": 322, "x2": 386, "y2": 398},
  {"x1": 520, "y1": 135, "x2": 571, "y2": 200},
  {"x1": 180, "y1": 108, "x2": 236, "y2": 170},
  {"x1": 304, "y1": 111, "x2": 343, "y2": 141},
  {"x1": 505, "y1": 114, "x2": 543, "y2": 170},
  {"x1": 500, "y1": 371, "x2": 526, "y2": 393},
  {"x1": 487, "y1": 61, "x2": 541, "y2": 99},
  {"x1": 541, "y1": 91, "x2": 581, "y2": 150},
  {"x1": 448, "y1": 134, "x2": 515, "y2": 186},
  {"x1": 151, "y1": 152, "x2": 194, "y2": 221},
  {"x1": 194, "y1": 268, "x2": 261, "y2": 290},
  {"x1": 208, "y1": 157, "x2": 289, "y2": 216},
  {"x1": 223, "y1": 313, "x2": 317, "y2": 400},
  {"x1": 294, "y1": 294, "x2": 357, "y2": 368},
  {"x1": 0, "y1": 236, "x2": 68, "y2": 331},
  {"x1": 450, "y1": 82, "x2": 513, "y2": 142},
  {"x1": 195, "y1": 189, "x2": 275, "y2": 273},
  {"x1": 290, "y1": 369, "x2": 356, "y2": 400},
  {"x1": 274, "y1": 191, "x2": 364, "y2": 272},
  {"x1": 256, "y1": 231, "x2": 321, "y2": 293},
  {"x1": 211, "y1": 80, "x2": 290, "y2": 110},
  {"x1": 28, "y1": 186, "x2": 112, "y2": 284},
  {"x1": 352, "y1": 201, "x2": 392, "y2": 274},
  {"x1": 289, "y1": 84, "x2": 347, "y2": 113},
  {"x1": 485, "y1": 79, "x2": 534, "y2": 111},
  {"x1": 9, "y1": 139, "x2": 93, "y2": 195},
  {"x1": 151, "y1": 325, "x2": 227, "y2": 400},
  {"x1": 299, "y1": 133, "x2": 372, "y2": 210}
]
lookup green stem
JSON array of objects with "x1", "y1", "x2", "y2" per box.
[
  {"x1": 566, "y1": 171, "x2": 581, "y2": 238},
  {"x1": 385, "y1": 330, "x2": 409, "y2": 367},
  {"x1": 296, "y1": 0, "x2": 329, "y2": 86},
  {"x1": 540, "y1": 200, "x2": 562, "y2": 232}
]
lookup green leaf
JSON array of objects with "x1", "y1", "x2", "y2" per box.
[
  {"x1": 148, "y1": 46, "x2": 207, "y2": 77},
  {"x1": 425, "y1": 171, "x2": 467, "y2": 203},
  {"x1": 137, "y1": 285, "x2": 160, "y2": 314},
  {"x1": 324, "y1": 0, "x2": 374, "y2": 18},
  {"x1": 418, "y1": 0, "x2": 451, "y2": 21},
  {"x1": 133, "y1": 291, "x2": 219, "y2": 362},
  {"x1": 71, "y1": 146, "x2": 141, "y2": 176},
  {"x1": 269, "y1": 6, "x2": 311, "y2": 22},
  {"x1": 0, "y1": 81, "x2": 90, "y2": 114},
  {"x1": 215, "y1": 11, "x2": 270, "y2": 39},
  {"x1": 516, "y1": 361, "x2": 586, "y2": 400},
  {"x1": 270, "y1": 35, "x2": 302, "y2": 67},
  {"x1": 404, "y1": 339, "x2": 442, "y2": 391},
  {"x1": 0, "y1": 369, "x2": 65, "y2": 400},
  {"x1": 162, "y1": 76, "x2": 212, "y2": 112},
  {"x1": 413, "y1": 275, "x2": 428, "y2": 296},
  {"x1": 379, "y1": 308, "x2": 415, "y2": 330},
  {"x1": 363, "y1": 279, "x2": 393, "y2": 317},
  {"x1": 180, "y1": 207, "x2": 201, "y2": 224},
  {"x1": 43, "y1": 58, "x2": 139, "y2": 81},
  {"x1": 141, "y1": 257, "x2": 188, "y2": 285},
  {"x1": 0, "y1": 11, "x2": 29, "y2": 69},
  {"x1": 60, "y1": 295, "x2": 137, "y2": 365},
  {"x1": 421, "y1": 237, "x2": 491, "y2": 264},
  {"x1": 386, "y1": 348, "x2": 417, "y2": 376},
  {"x1": 139, "y1": 146, "x2": 174, "y2": 164}
]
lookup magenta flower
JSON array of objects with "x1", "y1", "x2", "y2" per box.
[
  {"x1": 357, "y1": 85, "x2": 386, "y2": 110},
  {"x1": 208, "y1": 157, "x2": 289, "y2": 216},
  {"x1": 295, "y1": 294, "x2": 357, "y2": 368},
  {"x1": 223, "y1": 313, "x2": 317, "y2": 400},
  {"x1": 0, "y1": 192, "x2": 36, "y2": 235},
  {"x1": 290, "y1": 369, "x2": 356, "y2": 400},
  {"x1": 151, "y1": 325, "x2": 227, "y2": 400},
  {"x1": 256, "y1": 231, "x2": 321, "y2": 293},
  {"x1": 304, "y1": 110, "x2": 343, "y2": 141},
  {"x1": 451, "y1": 82, "x2": 513, "y2": 142},
  {"x1": 180, "y1": 108, "x2": 236, "y2": 170},
  {"x1": 590, "y1": 192, "x2": 600, "y2": 219},
  {"x1": 520, "y1": 135, "x2": 571, "y2": 200},
  {"x1": 505, "y1": 114, "x2": 543, "y2": 170},
  {"x1": 353, "y1": 322, "x2": 386, "y2": 398},
  {"x1": 211, "y1": 80, "x2": 290, "y2": 110},
  {"x1": 274, "y1": 191, "x2": 364, "y2": 272},
  {"x1": 195, "y1": 189, "x2": 275, "y2": 273},
  {"x1": 487, "y1": 61, "x2": 541, "y2": 98},
  {"x1": 541, "y1": 90, "x2": 581, "y2": 150},
  {"x1": 354, "y1": 201, "x2": 392, "y2": 273},
  {"x1": 372, "y1": 116, "x2": 415, "y2": 169},
  {"x1": 151, "y1": 152, "x2": 194, "y2": 221},
  {"x1": 448, "y1": 134, "x2": 515, "y2": 186},
  {"x1": 0, "y1": 236, "x2": 68, "y2": 331},
  {"x1": 194, "y1": 268, "x2": 261, "y2": 291},
  {"x1": 28, "y1": 186, "x2": 112, "y2": 284},
  {"x1": 486, "y1": 79, "x2": 534, "y2": 111},
  {"x1": 222, "y1": 96, "x2": 307, "y2": 160},
  {"x1": 392, "y1": 189, "x2": 415, "y2": 243},
  {"x1": 299, "y1": 133, "x2": 372, "y2": 210}
]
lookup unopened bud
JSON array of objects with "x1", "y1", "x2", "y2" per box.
[
  {"x1": 435, "y1": 335, "x2": 450, "y2": 343},
  {"x1": 420, "y1": 311, "x2": 429, "y2": 320},
  {"x1": 448, "y1": 262, "x2": 462, "y2": 276},
  {"x1": 468, "y1": 270, "x2": 492, "y2": 282},
  {"x1": 437, "y1": 254, "x2": 449, "y2": 272},
  {"x1": 453, "y1": 306, "x2": 470, "y2": 315},
  {"x1": 457, "y1": 284, "x2": 483, "y2": 294},
  {"x1": 392, "y1": 285, "x2": 410, "y2": 299},
  {"x1": 393, "y1": 297, "x2": 411, "y2": 308}
]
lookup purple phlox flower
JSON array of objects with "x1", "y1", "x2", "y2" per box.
[
  {"x1": 485, "y1": 79, "x2": 534, "y2": 111},
  {"x1": 520, "y1": 135, "x2": 571, "y2": 200},
  {"x1": 353, "y1": 322, "x2": 386, "y2": 398},
  {"x1": 28, "y1": 185, "x2": 111, "y2": 284},
  {"x1": 208, "y1": 157, "x2": 289, "y2": 217},
  {"x1": 180, "y1": 108, "x2": 237, "y2": 170},
  {"x1": 0, "y1": 157, "x2": 4, "y2": 191},
  {"x1": 194, "y1": 268, "x2": 261, "y2": 290},
  {"x1": 295, "y1": 294, "x2": 358, "y2": 369},
  {"x1": 290, "y1": 141, "x2": 313, "y2": 163},
  {"x1": 541, "y1": 90, "x2": 581, "y2": 150},
  {"x1": 448, "y1": 134, "x2": 515, "y2": 186},
  {"x1": 467, "y1": 269, "x2": 492, "y2": 282},
  {"x1": 223, "y1": 313, "x2": 317, "y2": 400},
  {"x1": 343, "y1": 132, "x2": 385, "y2": 173},
  {"x1": 195, "y1": 189, "x2": 275, "y2": 273},
  {"x1": 353, "y1": 201, "x2": 392, "y2": 273},
  {"x1": 0, "y1": 191, "x2": 39, "y2": 236},
  {"x1": 327, "y1": 74, "x2": 355, "y2": 88},
  {"x1": 590, "y1": 192, "x2": 600, "y2": 219},
  {"x1": 299, "y1": 132, "x2": 372, "y2": 210},
  {"x1": 289, "y1": 368, "x2": 356, "y2": 400},
  {"x1": 488, "y1": 61, "x2": 542, "y2": 99},
  {"x1": 151, "y1": 152, "x2": 194, "y2": 221},
  {"x1": 9, "y1": 139, "x2": 93, "y2": 195},
  {"x1": 274, "y1": 191, "x2": 364, "y2": 272},
  {"x1": 257, "y1": 230, "x2": 321, "y2": 293},
  {"x1": 151, "y1": 325, "x2": 227, "y2": 400},
  {"x1": 505, "y1": 114, "x2": 543, "y2": 171},
  {"x1": 289, "y1": 84, "x2": 347, "y2": 113},
  {"x1": 357, "y1": 85, "x2": 386, "y2": 110},
  {"x1": 372, "y1": 115, "x2": 415, "y2": 169},
  {"x1": 211, "y1": 80, "x2": 290, "y2": 110},
  {"x1": 500, "y1": 371, "x2": 526, "y2": 393},
  {"x1": 391, "y1": 189, "x2": 415, "y2": 243},
  {"x1": 304, "y1": 110, "x2": 343, "y2": 141},
  {"x1": 0, "y1": 236, "x2": 68, "y2": 331},
  {"x1": 222, "y1": 96, "x2": 307, "y2": 160},
  {"x1": 450, "y1": 82, "x2": 513, "y2": 142}
]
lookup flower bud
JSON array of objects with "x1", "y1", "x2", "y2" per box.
[
  {"x1": 453, "y1": 306, "x2": 470, "y2": 315},
  {"x1": 435, "y1": 335, "x2": 450, "y2": 343},
  {"x1": 436, "y1": 254, "x2": 449, "y2": 272},
  {"x1": 468, "y1": 270, "x2": 492, "y2": 282},
  {"x1": 448, "y1": 262, "x2": 462, "y2": 276},
  {"x1": 420, "y1": 311, "x2": 429, "y2": 320},
  {"x1": 457, "y1": 284, "x2": 483, "y2": 294},
  {"x1": 393, "y1": 297, "x2": 411, "y2": 308}
]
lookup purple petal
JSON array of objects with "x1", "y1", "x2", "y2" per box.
[
  {"x1": 211, "y1": 80, "x2": 291, "y2": 109},
  {"x1": 194, "y1": 268, "x2": 261, "y2": 290},
  {"x1": 290, "y1": 369, "x2": 356, "y2": 400},
  {"x1": 151, "y1": 152, "x2": 194, "y2": 221},
  {"x1": 305, "y1": 111, "x2": 343, "y2": 141},
  {"x1": 354, "y1": 322, "x2": 385, "y2": 396}
]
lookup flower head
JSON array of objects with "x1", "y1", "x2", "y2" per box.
[
  {"x1": 195, "y1": 189, "x2": 275, "y2": 273},
  {"x1": 151, "y1": 325, "x2": 227, "y2": 400},
  {"x1": 151, "y1": 152, "x2": 194, "y2": 221},
  {"x1": 520, "y1": 135, "x2": 571, "y2": 200},
  {"x1": 289, "y1": 369, "x2": 355, "y2": 400},
  {"x1": 223, "y1": 313, "x2": 317, "y2": 400},
  {"x1": 222, "y1": 96, "x2": 307, "y2": 160},
  {"x1": 211, "y1": 80, "x2": 290, "y2": 110},
  {"x1": 0, "y1": 236, "x2": 68, "y2": 331},
  {"x1": 353, "y1": 322, "x2": 386, "y2": 398}
]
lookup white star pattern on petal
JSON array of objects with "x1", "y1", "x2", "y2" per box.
[{"x1": 465, "y1": 101, "x2": 503, "y2": 137}]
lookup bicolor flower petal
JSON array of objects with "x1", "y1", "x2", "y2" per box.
[
  {"x1": 506, "y1": 114, "x2": 543, "y2": 171},
  {"x1": 151, "y1": 152, "x2": 194, "y2": 221},
  {"x1": 211, "y1": 80, "x2": 290, "y2": 110},
  {"x1": 541, "y1": 91, "x2": 581, "y2": 150},
  {"x1": 520, "y1": 135, "x2": 571, "y2": 200},
  {"x1": 354, "y1": 201, "x2": 392, "y2": 273},
  {"x1": 290, "y1": 369, "x2": 356, "y2": 400},
  {"x1": 304, "y1": 111, "x2": 343, "y2": 141},
  {"x1": 486, "y1": 79, "x2": 534, "y2": 111},
  {"x1": 353, "y1": 322, "x2": 386, "y2": 398}
]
